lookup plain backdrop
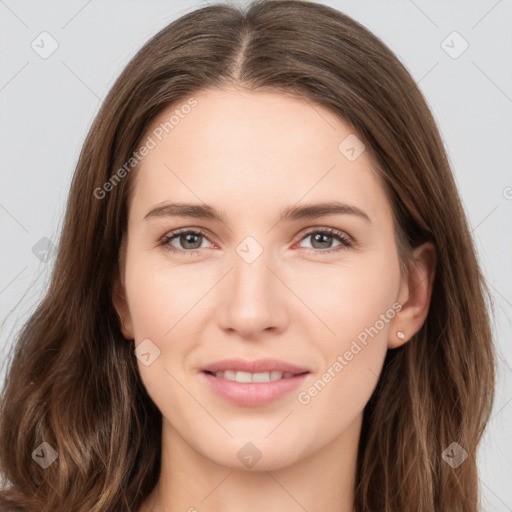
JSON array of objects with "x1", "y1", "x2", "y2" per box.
[{"x1": 1, "y1": 0, "x2": 511, "y2": 510}]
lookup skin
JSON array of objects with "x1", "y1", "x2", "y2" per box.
[{"x1": 113, "y1": 87, "x2": 436, "y2": 512}]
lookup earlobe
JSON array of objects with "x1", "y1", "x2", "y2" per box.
[
  {"x1": 112, "y1": 272, "x2": 135, "y2": 340},
  {"x1": 389, "y1": 241, "x2": 437, "y2": 349}
]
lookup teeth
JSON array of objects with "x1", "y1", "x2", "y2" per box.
[
  {"x1": 213, "y1": 370, "x2": 297, "y2": 382},
  {"x1": 253, "y1": 372, "x2": 271, "y2": 382},
  {"x1": 235, "y1": 371, "x2": 252, "y2": 383},
  {"x1": 270, "y1": 370, "x2": 283, "y2": 381},
  {"x1": 224, "y1": 370, "x2": 236, "y2": 381}
]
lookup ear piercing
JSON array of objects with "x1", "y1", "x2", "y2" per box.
[{"x1": 396, "y1": 331, "x2": 405, "y2": 340}]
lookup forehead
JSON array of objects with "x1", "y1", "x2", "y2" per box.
[{"x1": 129, "y1": 87, "x2": 392, "y2": 225}]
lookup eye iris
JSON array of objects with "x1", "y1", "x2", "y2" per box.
[
  {"x1": 311, "y1": 232, "x2": 332, "y2": 249},
  {"x1": 181, "y1": 233, "x2": 202, "y2": 250}
]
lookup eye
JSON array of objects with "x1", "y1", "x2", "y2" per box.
[
  {"x1": 159, "y1": 228, "x2": 213, "y2": 256},
  {"x1": 295, "y1": 227, "x2": 353, "y2": 254},
  {"x1": 159, "y1": 226, "x2": 353, "y2": 256}
]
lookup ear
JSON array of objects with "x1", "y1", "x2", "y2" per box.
[
  {"x1": 389, "y1": 241, "x2": 437, "y2": 349},
  {"x1": 112, "y1": 241, "x2": 134, "y2": 340}
]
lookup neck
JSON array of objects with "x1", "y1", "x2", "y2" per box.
[{"x1": 141, "y1": 414, "x2": 361, "y2": 512}]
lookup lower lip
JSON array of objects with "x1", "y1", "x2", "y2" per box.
[{"x1": 200, "y1": 371, "x2": 309, "y2": 407}]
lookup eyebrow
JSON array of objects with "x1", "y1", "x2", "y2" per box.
[{"x1": 143, "y1": 201, "x2": 371, "y2": 224}]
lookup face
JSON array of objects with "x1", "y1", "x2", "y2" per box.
[{"x1": 115, "y1": 87, "x2": 410, "y2": 471}]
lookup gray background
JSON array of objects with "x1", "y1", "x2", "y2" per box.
[{"x1": 1, "y1": 0, "x2": 511, "y2": 509}]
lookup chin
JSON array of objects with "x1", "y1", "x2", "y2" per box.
[{"x1": 194, "y1": 433, "x2": 312, "y2": 473}]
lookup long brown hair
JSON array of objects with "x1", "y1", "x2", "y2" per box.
[{"x1": 0, "y1": 1, "x2": 496, "y2": 510}]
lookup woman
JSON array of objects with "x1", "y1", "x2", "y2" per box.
[{"x1": 0, "y1": 1, "x2": 495, "y2": 511}]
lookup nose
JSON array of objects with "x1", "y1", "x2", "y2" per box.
[{"x1": 215, "y1": 245, "x2": 289, "y2": 339}]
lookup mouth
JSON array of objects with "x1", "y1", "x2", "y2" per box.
[
  {"x1": 199, "y1": 358, "x2": 310, "y2": 407},
  {"x1": 203, "y1": 369, "x2": 305, "y2": 382}
]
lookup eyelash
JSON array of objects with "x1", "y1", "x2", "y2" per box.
[{"x1": 158, "y1": 227, "x2": 353, "y2": 257}]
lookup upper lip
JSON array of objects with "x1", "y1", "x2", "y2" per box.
[{"x1": 201, "y1": 358, "x2": 309, "y2": 374}]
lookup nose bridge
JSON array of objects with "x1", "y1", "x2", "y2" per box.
[
  {"x1": 231, "y1": 234, "x2": 276, "y2": 303},
  {"x1": 216, "y1": 233, "x2": 287, "y2": 335}
]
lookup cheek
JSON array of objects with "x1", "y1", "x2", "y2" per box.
[
  {"x1": 292, "y1": 249, "x2": 399, "y2": 417},
  {"x1": 123, "y1": 252, "x2": 190, "y2": 373},
  {"x1": 124, "y1": 251, "x2": 205, "y2": 340},
  {"x1": 123, "y1": 255, "x2": 200, "y2": 427},
  {"x1": 288, "y1": 245, "x2": 400, "y2": 349}
]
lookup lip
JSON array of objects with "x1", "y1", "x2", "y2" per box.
[
  {"x1": 201, "y1": 358, "x2": 309, "y2": 374},
  {"x1": 199, "y1": 358, "x2": 310, "y2": 407}
]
